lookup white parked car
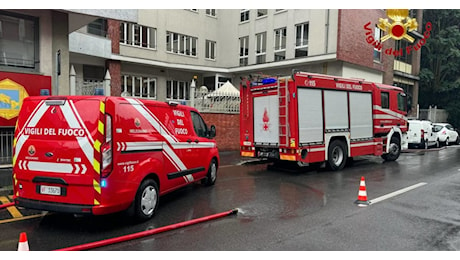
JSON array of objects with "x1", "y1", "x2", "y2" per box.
[
  {"x1": 433, "y1": 123, "x2": 459, "y2": 146},
  {"x1": 407, "y1": 120, "x2": 438, "y2": 149}
]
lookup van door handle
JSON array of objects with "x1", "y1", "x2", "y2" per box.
[
  {"x1": 194, "y1": 139, "x2": 199, "y2": 143},
  {"x1": 187, "y1": 139, "x2": 192, "y2": 143}
]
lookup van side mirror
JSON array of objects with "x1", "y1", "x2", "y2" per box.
[{"x1": 208, "y1": 125, "x2": 216, "y2": 138}]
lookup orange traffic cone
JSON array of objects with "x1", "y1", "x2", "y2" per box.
[
  {"x1": 17, "y1": 232, "x2": 29, "y2": 251},
  {"x1": 354, "y1": 176, "x2": 370, "y2": 207}
]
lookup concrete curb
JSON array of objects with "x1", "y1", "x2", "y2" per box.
[{"x1": 401, "y1": 146, "x2": 446, "y2": 153}]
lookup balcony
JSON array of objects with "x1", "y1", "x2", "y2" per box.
[{"x1": 69, "y1": 32, "x2": 112, "y2": 59}]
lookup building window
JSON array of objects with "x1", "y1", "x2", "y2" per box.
[
  {"x1": 257, "y1": 9, "x2": 267, "y2": 17},
  {"x1": 205, "y1": 40, "x2": 216, "y2": 60},
  {"x1": 373, "y1": 26, "x2": 382, "y2": 62},
  {"x1": 255, "y1": 32, "x2": 266, "y2": 64},
  {"x1": 239, "y1": 36, "x2": 249, "y2": 66},
  {"x1": 83, "y1": 65, "x2": 105, "y2": 81},
  {"x1": 274, "y1": 27, "x2": 286, "y2": 61},
  {"x1": 240, "y1": 9, "x2": 250, "y2": 22},
  {"x1": 395, "y1": 38, "x2": 412, "y2": 64},
  {"x1": 206, "y1": 9, "x2": 216, "y2": 17},
  {"x1": 295, "y1": 23, "x2": 309, "y2": 58},
  {"x1": 0, "y1": 11, "x2": 38, "y2": 69},
  {"x1": 87, "y1": 18, "x2": 107, "y2": 37},
  {"x1": 218, "y1": 77, "x2": 232, "y2": 88},
  {"x1": 167, "y1": 80, "x2": 190, "y2": 101},
  {"x1": 120, "y1": 22, "x2": 156, "y2": 49},
  {"x1": 166, "y1": 31, "x2": 197, "y2": 57},
  {"x1": 121, "y1": 75, "x2": 157, "y2": 99}
]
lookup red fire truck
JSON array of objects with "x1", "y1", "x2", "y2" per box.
[{"x1": 240, "y1": 71, "x2": 408, "y2": 170}]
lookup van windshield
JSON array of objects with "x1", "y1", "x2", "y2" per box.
[{"x1": 433, "y1": 125, "x2": 443, "y2": 132}]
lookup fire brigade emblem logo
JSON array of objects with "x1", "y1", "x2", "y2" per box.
[
  {"x1": 262, "y1": 108, "x2": 270, "y2": 131},
  {"x1": 378, "y1": 9, "x2": 418, "y2": 43},
  {"x1": 134, "y1": 118, "x2": 141, "y2": 127},
  {"x1": 28, "y1": 145, "x2": 36, "y2": 156}
]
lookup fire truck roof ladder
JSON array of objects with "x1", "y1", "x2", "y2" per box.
[
  {"x1": 278, "y1": 77, "x2": 290, "y2": 147},
  {"x1": 295, "y1": 71, "x2": 364, "y2": 84}
]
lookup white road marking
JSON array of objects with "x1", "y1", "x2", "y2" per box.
[
  {"x1": 369, "y1": 182, "x2": 427, "y2": 205},
  {"x1": 220, "y1": 165, "x2": 233, "y2": 168}
]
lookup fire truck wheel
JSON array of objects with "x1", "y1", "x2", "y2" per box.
[
  {"x1": 382, "y1": 136, "x2": 401, "y2": 161},
  {"x1": 327, "y1": 139, "x2": 347, "y2": 171},
  {"x1": 134, "y1": 179, "x2": 159, "y2": 221},
  {"x1": 202, "y1": 159, "x2": 217, "y2": 186}
]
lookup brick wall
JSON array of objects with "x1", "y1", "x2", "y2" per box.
[
  {"x1": 201, "y1": 113, "x2": 239, "y2": 151},
  {"x1": 107, "y1": 19, "x2": 120, "y2": 54},
  {"x1": 337, "y1": 10, "x2": 394, "y2": 84},
  {"x1": 107, "y1": 19, "x2": 121, "y2": 95},
  {"x1": 106, "y1": 60, "x2": 121, "y2": 96}
]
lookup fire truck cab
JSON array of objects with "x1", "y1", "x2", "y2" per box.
[
  {"x1": 13, "y1": 96, "x2": 219, "y2": 220},
  {"x1": 240, "y1": 71, "x2": 408, "y2": 170}
]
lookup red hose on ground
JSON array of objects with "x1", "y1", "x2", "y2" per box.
[
  {"x1": 0, "y1": 202, "x2": 14, "y2": 210},
  {"x1": 55, "y1": 208, "x2": 238, "y2": 251}
]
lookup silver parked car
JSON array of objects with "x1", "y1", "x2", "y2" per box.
[{"x1": 433, "y1": 123, "x2": 459, "y2": 146}]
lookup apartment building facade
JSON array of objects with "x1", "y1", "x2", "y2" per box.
[
  {"x1": 69, "y1": 9, "x2": 420, "y2": 111},
  {"x1": 0, "y1": 8, "x2": 423, "y2": 159},
  {"x1": 0, "y1": 9, "x2": 422, "y2": 116}
]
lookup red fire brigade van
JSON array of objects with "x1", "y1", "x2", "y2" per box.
[
  {"x1": 240, "y1": 71, "x2": 408, "y2": 170},
  {"x1": 13, "y1": 96, "x2": 219, "y2": 220}
]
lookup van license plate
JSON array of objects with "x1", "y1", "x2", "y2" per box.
[{"x1": 40, "y1": 185, "x2": 61, "y2": 196}]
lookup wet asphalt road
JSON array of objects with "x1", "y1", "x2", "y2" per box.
[{"x1": 1, "y1": 146, "x2": 460, "y2": 251}]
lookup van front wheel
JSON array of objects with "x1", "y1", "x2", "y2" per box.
[
  {"x1": 202, "y1": 159, "x2": 217, "y2": 186},
  {"x1": 134, "y1": 179, "x2": 159, "y2": 221}
]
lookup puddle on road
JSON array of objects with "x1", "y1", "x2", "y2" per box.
[{"x1": 232, "y1": 183, "x2": 328, "y2": 221}]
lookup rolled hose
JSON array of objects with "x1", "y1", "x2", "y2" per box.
[{"x1": 55, "y1": 208, "x2": 239, "y2": 251}]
